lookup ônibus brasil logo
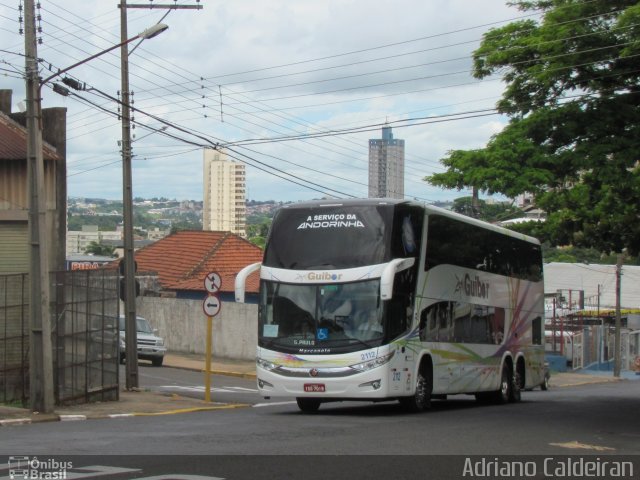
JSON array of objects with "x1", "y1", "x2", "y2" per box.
[{"x1": 8, "y1": 456, "x2": 72, "y2": 480}]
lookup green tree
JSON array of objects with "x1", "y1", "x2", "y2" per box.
[
  {"x1": 426, "y1": 0, "x2": 640, "y2": 255},
  {"x1": 84, "y1": 241, "x2": 116, "y2": 257},
  {"x1": 452, "y1": 196, "x2": 520, "y2": 222},
  {"x1": 247, "y1": 219, "x2": 271, "y2": 248}
]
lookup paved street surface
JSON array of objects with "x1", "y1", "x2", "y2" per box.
[
  {"x1": 1, "y1": 358, "x2": 639, "y2": 479},
  {"x1": 1, "y1": 352, "x2": 635, "y2": 423}
]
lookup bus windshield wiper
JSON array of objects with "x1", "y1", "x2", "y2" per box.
[{"x1": 346, "y1": 337, "x2": 376, "y2": 350}]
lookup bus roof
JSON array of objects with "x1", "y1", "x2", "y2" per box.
[
  {"x1": 279, "y1": 198, "x2": 421, "y2": 209},
  {"x1": 278, "y1": 198, "x2": 541, "y2": 246}
]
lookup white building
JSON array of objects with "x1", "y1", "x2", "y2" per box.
[
  {"x1": 147, "y1": 227, "x2": 170, "y2": 241},
  {"x1": 368, "y1": 124, "x2": 405, "y2": 199},
  {"x1": 544, "y1": 262, "x2": 640, "y2": 310},
  {"x1": 203, "y1": 149, "x2": 246, "y2": 237},
  {"x1": 66, "y1": 225, "x2": 122, "y2": 255}
]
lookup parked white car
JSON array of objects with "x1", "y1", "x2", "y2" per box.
[{"x1": 118, "y1": 315, "x2": 166, "y2": 367}]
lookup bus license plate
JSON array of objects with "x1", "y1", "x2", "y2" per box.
[{"x1": 304, "y1": 383, "x2": 325, "y2": 393}]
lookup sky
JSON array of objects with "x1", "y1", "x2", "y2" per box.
[{"x1": 0, "y1": 0, "x2": 528, "y2": 203}]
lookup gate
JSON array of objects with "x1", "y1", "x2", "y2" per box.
[
  {"x1": 54, "y1": 269, "x2": 120, "y2": 405},
  {"x1": 0, "y1": 273, "x2": 29, "y2": 405},
  {"x1": 0, "y1": 269, "x2": 119, "y2": 406},
  {"x1": 572, "y1": 331, "x2": 583, "y2": 370}
]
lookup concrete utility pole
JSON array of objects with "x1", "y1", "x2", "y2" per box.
[
  {"x1": 119, "y1": 0, "x2": 202, "y2": 390},
  {"x1": 614, "y1": 253, "x2": 625, "y2": 377},
  {"x1": 120, "y1": 0, "x2": 139, "y2": 391},
  {"x1": 24, "y1": 0, "x2": 55, "y2": 413}
]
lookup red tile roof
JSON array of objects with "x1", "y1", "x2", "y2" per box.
[
  {"x1": 0, "y1": 112, "x2": 62, "y2": 161},
  {"x1": 133, "y1": 230, "x2": 263, "y2": 294}
]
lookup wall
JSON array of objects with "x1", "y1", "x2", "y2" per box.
[{"x1": 136, "y1": 296, "x2": 258, "y2": 360}]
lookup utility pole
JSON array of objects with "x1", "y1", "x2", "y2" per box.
[
  {"x1": 24, "y1": 0, "x2": 54, "y2": 413},
  {"x1": 120, "y1": 0, "x2": 139, "y2": 390},
  {"x1": 471, "y1": 186, "x2": 480, "y2": 218},
  {"x1": 119, "y1": 0, "x2": 202, "y2": 389},
  {"x1": 614, "y1": 253, "x2": 625, "y2": 377}
]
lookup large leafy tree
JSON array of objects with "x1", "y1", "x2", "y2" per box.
[
  {"x1": 84, "y1": 241, "x2": 116, "y2": 257},
  {"x1": 425, "y1": 0, "x2": 640, "y2": 255}
]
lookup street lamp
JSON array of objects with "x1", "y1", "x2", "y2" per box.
[
  {"x1": 39, "y1": 24, "x2": 168, "y2": 88},
  {"x1": 24, "y1": 0, "x2": 167, "y2": 412}
]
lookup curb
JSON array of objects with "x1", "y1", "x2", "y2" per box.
[
  {"x1": 552, "y1": 374, "x2": 622, "y2": 388},
  {"x1": 164, "y1": 362, "x2": 257, "y2": 380},
  {"x1": 0, "y1": 418, "x2": 33, "y2": 426},
  {"x1": 207, "y1": 369, "x2": 256, "y2": 380},
  {"x1": 0, "y1": 403, "x2": 251, "y2": 426},
  {"x1": 0, "y1": 414, "x2": 60, "y2": 426},
  {"x1": 128, "y1": 403, "x2": 250, "y2": 416}
]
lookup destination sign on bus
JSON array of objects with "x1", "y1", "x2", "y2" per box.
[{"x1": 297, "y1": 213, "x2": 365, "y2": 230}]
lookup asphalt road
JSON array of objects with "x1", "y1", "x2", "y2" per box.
[
  {"x1": 2, "y1": 372, "x2": 639, "y2": 479},
  {"x1": 131, "y1": 363, "x2": 292, "y2": 407}
]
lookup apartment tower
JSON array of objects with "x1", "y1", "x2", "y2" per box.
[
  {"x1": 203, "y1": 149, "x2": 246, "y2": 237},
  {"x1": 368, "y1": 124, "x2": 405, "y2": 199}
]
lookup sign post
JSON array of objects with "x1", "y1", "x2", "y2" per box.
[{"x1": 202, "y1": 273, "x2": 222, "y2": 402}]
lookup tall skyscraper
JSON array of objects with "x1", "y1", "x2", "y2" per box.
[
  {"x1": 368, "y1": 124, "x2": 405, "y2": 199},
  {"x1": 203, "y1": 149, "x2": 246, "y2": 237}
]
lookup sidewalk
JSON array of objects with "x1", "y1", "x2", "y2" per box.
[
  {"x1": 0, "y1": 353, "x2": 256, "y2": 426},
  {"x1": 163, "y1": 352, "x2": 256, "y2": 379},
  {"x1": 0, "y1": 353, "x2": 633, "y2": 425}
]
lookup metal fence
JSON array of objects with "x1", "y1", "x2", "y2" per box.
[
  {"x1": 0, "y1": 269, "x2": 120, "y2": 407},
  {"x1": 54, "y1": 268, "x2": 120, "y2": 405},
  {"x1": 0, "y1": 273, "x2": 29, "y2": 406}
]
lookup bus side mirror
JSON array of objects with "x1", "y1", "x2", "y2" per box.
[
  {"x1": 235, "y1": 262, "x2": 261, "y2": 303},
  {"x1": 380, "y1": 258, "x2": 415, "y2": 301}
]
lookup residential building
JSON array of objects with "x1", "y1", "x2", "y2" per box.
[
  {"x1": 147, "y1": 227, "x2": 170, "y2": 241},
  {"x1": 66, "y1": 225, "x2": 122, "y2": 255},
  {"x1": 0, "y1": 89, "x2": 67, "y2": 274},
  {"x1": 368, "y1": 124, "x2": 405, "y2": 199},
  {"x1": 132, "y1": 230, "x2": 263, "y2": 300},
  {"x1": 203, "y1": 149, "x2": 246, "y2": 237}
]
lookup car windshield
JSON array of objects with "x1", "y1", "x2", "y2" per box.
[
  {"x1": 259, "y1": 279, "x2": 385, "y2": 354},
  {"x1": 119, "y1": 316, "x2": 153, "y2": 334}
]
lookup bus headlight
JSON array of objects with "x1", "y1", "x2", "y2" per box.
[
  {"x1": 257, "y1": 357, "x2": 278, "y2": 371},
  {"x1": 350, "y1": 351, "x2": 395, "y2": 372}
]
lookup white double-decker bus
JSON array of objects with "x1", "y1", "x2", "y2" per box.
[{"x1": 236, "y1": 199, "x2": 545, "y2": 413}]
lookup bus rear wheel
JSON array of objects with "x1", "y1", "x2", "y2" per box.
[
  {"x1": 399, "y1": 368, "x2": 432, "y2": 413},
  {"x1": 495, "y1": 364, "x2": 512, "y2": 404},
  {"x1": 296, "y1": 398, "x2": 321, "y2": 413},
  {"x1": 509, "y1": 368, "x2": 522, "y2": 403}
]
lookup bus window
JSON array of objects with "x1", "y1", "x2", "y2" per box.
[
  {"x1": 391, "y1": 206, "x2": 423, "y2": 259},
  {"x1": 387, "y1": 269, "x2": 416, "y2": 339},
  {"x1": 425, "y1": 214, "x2": 542, "y2": 282},
  {"x1": 423, "y1": 301, "x2": 504, "y2": 344}
]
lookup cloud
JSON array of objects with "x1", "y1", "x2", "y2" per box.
[{"x1": 1, "y1": 0, "x2": 519, "y2": 202}]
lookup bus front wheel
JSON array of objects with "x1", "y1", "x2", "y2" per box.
[
  {"x1": 296, "y1": 398, "x2": 321, "y2": 413},
  {"x1": 399, "y1": 368, "x2": 432, "y2": 413}
]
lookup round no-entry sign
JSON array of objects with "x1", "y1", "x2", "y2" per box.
[
  {"x1": 202, "y1": 294, "x2": 222, "y2": 317},
  {"x1": 204, "y1": 272, "x2": 222, "y2": 294}
]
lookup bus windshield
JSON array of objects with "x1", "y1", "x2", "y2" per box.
[
  {"x1": 263, "y1": 204, "x2": 394, "y2": 269},
  {"x1": 259, "y1": 279, "x2": 385, "y2": 353}
]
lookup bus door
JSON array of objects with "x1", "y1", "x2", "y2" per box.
[{"x1": 387, "y1": 266, "x2": 418, "y2": 395}]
